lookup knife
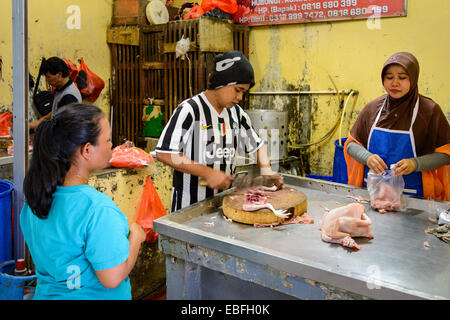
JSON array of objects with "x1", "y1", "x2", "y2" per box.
[
  {"x1": 198, "y1": 171, "x2": 284, "y2": 190},
  {"x1": 199, "y1": 171, "x2": 249, "y2": 188}
]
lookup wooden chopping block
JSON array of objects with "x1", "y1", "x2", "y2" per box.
[{"x1": 222, "y1": 187, "x2": 307, "y2": 225}]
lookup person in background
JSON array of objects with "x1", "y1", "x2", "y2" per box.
[
  {"x1": 29, "y1": 57, "x2": 82, "y2": 130},
  {"x1": 28, "y1": 73, "x2": 39, "y2": 123},
  {"x1": 156, "y1": 50, "x2": 283, "y2": 212},
  {"x1": 21, "y1": 103, "x2": 146, "y2": 299},
  {"x1": 344, "y1": 52, "x2": 450, "y2": 200}
]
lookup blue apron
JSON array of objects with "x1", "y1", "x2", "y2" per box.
[{"x1": 363, "y1": 97, "x2": 423, "y2": 197}]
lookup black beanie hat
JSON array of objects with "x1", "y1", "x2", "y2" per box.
[{"x1": 208, "y1": 50, "x2": 255, "y2": 90}]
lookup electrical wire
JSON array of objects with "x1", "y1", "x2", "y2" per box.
[
  {"x1": 289, "y1": 89, "x2": 356, "y2": 149},
  {"x1": 133, "y1": 279, "x2": 166, "y2": 300},
  {"x1": 187, "y1": 54, "x2": 193, "y2": 97},
  {"x1": 289, "y1": 75, "x2": 342, "y2": 149},
  {"x1": 338, "y1": 89, "x2": 356, "y2": 146},
  {"x1": 289, "y1": 107, "x2": 344, "y2": 149}
]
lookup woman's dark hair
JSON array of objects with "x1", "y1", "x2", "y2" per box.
[
  {"x1": 40, "y1": 57, "x2": 70, "y2": 78},
  {"x1": 23, "y1": 103, "x2": 105, "y2": 219}
]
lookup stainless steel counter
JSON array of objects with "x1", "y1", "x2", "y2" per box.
[
  {"x1": 154, "y1": 174, "x2": 450, "y2": 300},
  {"x1": 0, "y1": 153, "x2": 33, "y2": 166},
  {"x1": 0, "y1": 155, "x2": 14, "y2": 166}
]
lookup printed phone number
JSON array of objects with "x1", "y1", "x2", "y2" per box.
[
  {"x1": 287, "y1": 0, "x2": 389, "y2": 12},
  {"x1": 265, "y1": 6, "x2": 389, "y2": 22},
  {"x1": 288, "y1": 0, "x2": 359, "y2": 10}
]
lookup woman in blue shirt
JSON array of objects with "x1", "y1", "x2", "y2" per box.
[{"x1": 20, "y1": 103, "x2": 146, "y2": 299}]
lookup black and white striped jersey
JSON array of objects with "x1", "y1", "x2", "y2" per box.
[{"x1": 156, "y1": 92, "x2": 263, "y2": 212}]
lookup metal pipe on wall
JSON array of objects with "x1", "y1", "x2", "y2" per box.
[
  {"x1": 12, "y1": 0, "x2": 29, "y2": 260},
  {"x1": 249, "y1": 90, "x2": 358, "y2": 95},
  {"x1": 248, "y1": 88, "x2": 359, "y2": 150}
]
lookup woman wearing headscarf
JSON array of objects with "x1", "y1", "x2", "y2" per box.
[{"x1": 344, "y1": 52, "x2": 450, "y2": 200}]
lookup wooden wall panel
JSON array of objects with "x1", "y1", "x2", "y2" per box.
[
  {"x1": 110, "y1": 43, "x2": 141, "y2": 145},
  {"x1": 110, "y1": 19, "x2": 249, "y2": 146}
]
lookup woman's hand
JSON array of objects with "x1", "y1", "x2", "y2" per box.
[
  {"x1": 393, "y1": 158, "x2": 416, "y2": 176},
  {"x1": 96, "y1": 223, "x2": 146, "y2": 289},
  {"x1": 129, "y1": 222, "x2": 146, "y2": 244},
  {"x1": 205, "y1": 169, "x2": 234, "y2": 190},
  {"x1": 366, "y1": 154, "x2": 388, "y2": 174}
]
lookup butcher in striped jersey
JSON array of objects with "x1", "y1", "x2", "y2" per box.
[{"x1": 156, "y1": 51, "x2": 283, "y2": 212}]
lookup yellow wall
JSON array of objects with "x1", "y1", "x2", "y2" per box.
[
  {"x1": 2, "y1": 1, "x2": 448, "y2": 176},
  {"x1": 0, "y1": 0, "x2": 113, "y2": 117},
  {"x1": 249, "y1": 0, "x2": 450, "y2": 175},
  {"x1": 88, "y1": 163, "x2": 173, "y2": 225}
]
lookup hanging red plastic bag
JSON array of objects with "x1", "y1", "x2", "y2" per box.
[
  {"x1": 201, "y1": 0, "x2": 237, "y2": 14},
  {"x1": 63, "y1": 58, "x2": 79, "y2": 84},
  {"x1": 76, "y1": 58, "x2": 105, "y2": 102},
  {"x1": 109, "y1": 141, "x2": 153, "y2": 168},
  {"x1": 136, "y1": 176, "x2": 167, "y2": 242},
  {"x1": 0, "y1": 112, "x2": 13, "y2": 137},
  {"x1": 232, "y1": 5, "x2": 250, "y2": 23},
  {"x1": 184, "y1": 4, "x2": 204, "y2": 19}
]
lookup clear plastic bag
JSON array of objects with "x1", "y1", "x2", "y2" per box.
[
  {"x1": 367, "y1": 169, "x2": 406, "y2": 212},
  {"x1": 175, "y1": 35, "x2": 190, "y2": 59},
  {"x1": 427, "y1": 199, "x2": 450, "y2": 225}
]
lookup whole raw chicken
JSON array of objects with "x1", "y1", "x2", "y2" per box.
[{"x1": 318, "y1": 203, "x2": 374, "y2": 250}]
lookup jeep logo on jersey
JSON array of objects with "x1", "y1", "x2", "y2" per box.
[
  {"x1": 216, "y1": 57, "x2": 242, "y2": 72},
  {"x1": 205, "y1": 143, "x2": 236, "y2": 162}
]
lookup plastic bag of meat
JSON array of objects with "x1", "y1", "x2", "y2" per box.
[
  {"x1": 367, "y1": 169, "x2": 406, "y2": 213},
  {"x1": 318, "y1": 203, "x2": 374, "y2": 250},
  {"x1": 0, "y1": 112, "x2": 13, "y2": 137},
  {"x1": 109, "y1": 141, "x2": 153, "y2": 168}
]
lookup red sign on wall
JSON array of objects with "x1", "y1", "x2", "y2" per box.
[{"x1": 234, "y1": 0, "x2": 407, "y2": 26}]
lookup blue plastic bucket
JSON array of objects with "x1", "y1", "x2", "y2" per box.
[
  {"x1": 0, "y1": 180, "x2": 13, "y2": 264},
  {"x1": 333, "y1": 138, "x2": 348, "y2": 184},
  {"x1": 0, "y1": 260, "x2": 36, "y2": 300}
]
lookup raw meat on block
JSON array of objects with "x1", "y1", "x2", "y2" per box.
[{"x1": 242, "y1": 188, "x2": 268, "y2": 211}]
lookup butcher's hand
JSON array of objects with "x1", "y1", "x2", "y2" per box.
[
  {"x1": 366, "y1": 154, "x2": 388, "y2": 174},
  {"x1": 205, "y1": 169, "x2": 234, "y2": 190},
  {"x1": 393, "y1": 158, "x2": 416, "y2": 177},
  {"x1": 260, "y1": 167, "x2": 284, "y2": 189}
]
